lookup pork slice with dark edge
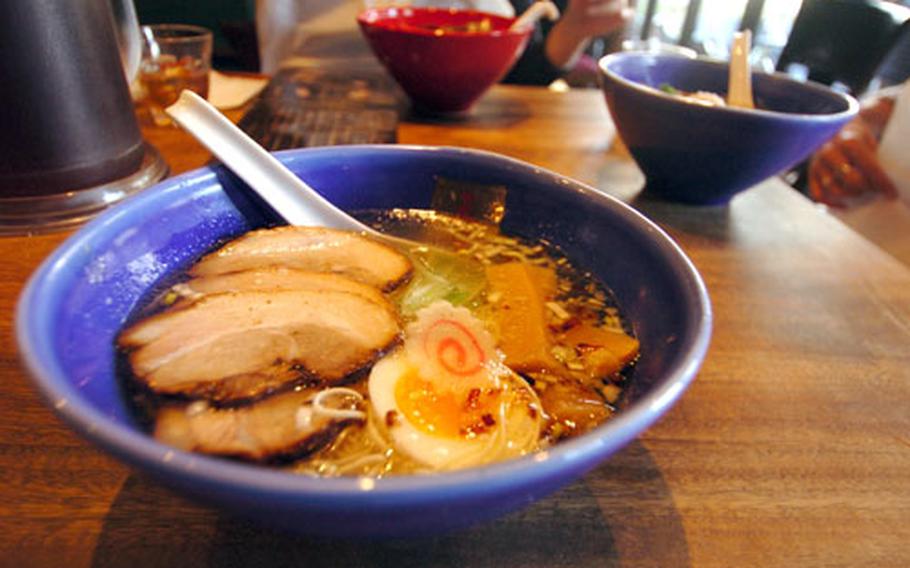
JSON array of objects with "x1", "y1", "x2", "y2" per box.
[
  {"x1": 189, "y1": 226, "x2": 413, "y2": 292},
  {"x1": 155, "y1": 388, "x2": 362, "y2": 462},
  {"x1": 174, "y1": 267, "x2": 389, "y2": 307},
  {"x1": 119, "y1": 289, "x2": 400, "y2": 404}
]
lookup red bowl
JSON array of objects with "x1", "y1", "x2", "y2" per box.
[{"x1": 358, "y1": 7, "x2": 532, "y2": 113}]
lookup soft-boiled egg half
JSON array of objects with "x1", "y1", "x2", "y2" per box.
[{"x1": 369, "y1": 302, "x2": 542, "y2": 471}]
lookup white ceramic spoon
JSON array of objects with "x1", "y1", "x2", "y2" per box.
[
  {"x1": 165, "y1": 90, "x2": 488, "y2": 305},
  {"x1": 166, "y1": 90, "x2": 374, "y2": 234},
  {"x1": 727, "y1": 30, "x2": 755, "y2": 109}
]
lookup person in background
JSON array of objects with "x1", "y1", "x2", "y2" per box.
[
  {"x1": 807, "y1": 84, "x2": 901, "y2": 208},
  {"x1": 504, "y1": 0, "x2": 634, "y2": 85},
  {"x1": 807, "y1": 0, "x2": 909, "y2": 208},
  {"x1": 256, "y1": 0, "x2": 632, "y2": 84}
]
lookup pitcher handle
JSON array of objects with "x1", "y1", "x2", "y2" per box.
[{"x1": 111, "y1": 0, "x2": 142, "y2": 82}]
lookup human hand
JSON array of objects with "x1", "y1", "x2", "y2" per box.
[
  {"x1": 856, "y1": 91, "x2": 896, "y2": 140},
  {"x1": 545, "y1": 0, "x2": 633, "y2": 70},
  {"x1": 560, "y1": 0, "x2": 633, "y2": 39},
  {"x1": 807, "y1": 93, "x2": 898, "y2": 208}
]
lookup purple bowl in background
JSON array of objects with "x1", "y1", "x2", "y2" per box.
[
  {"x1": 16, "y1": 146, "x2": 711, "y2": 537},
  {"x1": 599, "y1": 52, "x2": 858, "y2": 205}
]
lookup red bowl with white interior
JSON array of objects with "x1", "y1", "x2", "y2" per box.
[{"x1": 358, "y1": 7, "x2": 532, "y2": 114}]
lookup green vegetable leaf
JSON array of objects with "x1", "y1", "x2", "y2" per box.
[{"x1": 398, "y1": 249, "x2": 486, "y2": 317}]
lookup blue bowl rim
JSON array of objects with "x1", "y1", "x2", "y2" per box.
[
  {"x1": 16, "y1": 145, "x2": 712, "y2": 504},
  {"x1": 598, "y1": 51, "x2": 859, "y2": 122}
]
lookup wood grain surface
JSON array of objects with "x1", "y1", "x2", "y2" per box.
[{"x1": 1, "y1": 85, "x2": 909, "y2": 568}]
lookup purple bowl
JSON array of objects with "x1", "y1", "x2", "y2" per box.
[
  {"x1": 16, "y1": 146, "x2": 711, "y2": 537},
  {"x1": 599, "y1": 52, "x2": 858, "y2": 205}
]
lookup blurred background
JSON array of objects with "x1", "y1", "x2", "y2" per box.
[
  {"x1": 134, "y1": 0, "x2": 910, "y2": 95},
  {"x1": 631, "y1": 0, "x2": 910, "y2": 93}
]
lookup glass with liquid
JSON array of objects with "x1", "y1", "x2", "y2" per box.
[{"x1": 137, "y1": 24, "x2": 212, "y2": 126}]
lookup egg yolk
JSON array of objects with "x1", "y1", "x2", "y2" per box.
[{"x1": 395, "y1": 368, "x2": 502, "y2": 439}]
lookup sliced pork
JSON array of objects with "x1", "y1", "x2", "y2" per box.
[
  {"x1": 119, "y1": 289, "x2": 400, "y2": 403},
  {"x1": 154, "y1": 388, "x2": 362, "y2": 461},
  {"x1": 173, "y1": 267, "x2": 388, "y2": 307},
  {"x1": 189, "y1": 226, "x2": 413, "y2": 292}
]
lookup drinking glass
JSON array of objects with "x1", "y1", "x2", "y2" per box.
[{"x1": 137, "y1": 24, "x2": 213, "y2": 126}]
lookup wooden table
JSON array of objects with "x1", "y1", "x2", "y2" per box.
[{"x1": 2, "y1": 85, "x2": 909, "y2": 567}]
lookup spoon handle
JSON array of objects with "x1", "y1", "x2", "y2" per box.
[
  {"x1": 166, "y1": 90, "x2": 372, "y2": 233},
  {"x1": 728, "y1": 30, "x2": 755, "y2": 109}
]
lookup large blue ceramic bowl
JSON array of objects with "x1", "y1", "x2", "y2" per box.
[
  {"x1": 599, "y1": 52, "x2": 858, "y2": 205},
  {"x1": 16, "y1": 146, "x2": 711, "y2": 537}
]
